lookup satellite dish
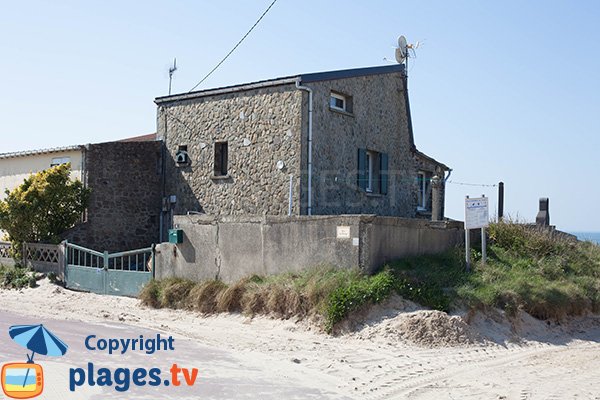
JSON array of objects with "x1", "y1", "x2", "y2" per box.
[{"x1": 395, "y1": 35, "x2": 407, "y2": 63}]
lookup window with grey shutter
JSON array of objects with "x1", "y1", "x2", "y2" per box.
[
  {"x1": 380, "y1": 153, "x2": 388, "y2": 195},
  {"x1": 357, "y1": 148, "x2": 368, "y2": 190}
]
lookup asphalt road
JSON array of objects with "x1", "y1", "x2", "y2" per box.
[{"x1": 0, "y1": 310, "x2": 347, "y2": 399}]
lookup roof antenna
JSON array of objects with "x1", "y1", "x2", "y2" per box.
[
  {"x1": 383, "y1": 36, "x2": 422, "y2": 77},
  {"x1": 168, "y1": 58, "x2": 177, "y2": 95}
]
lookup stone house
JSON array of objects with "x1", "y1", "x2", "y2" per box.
[
  {"x1": 0, "y1": 135, "x2": 162, "y2": 252},
  {"x1": 155, "y1": 64, "x2": 450, "y2": 225}
]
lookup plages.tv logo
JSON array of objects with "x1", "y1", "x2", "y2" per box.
[{"x1": 1, "y1": 324, "x2": 68, "y2": 399}]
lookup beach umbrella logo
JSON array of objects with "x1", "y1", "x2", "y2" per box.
[{"x1": 2, "y1": 324, "x2": 68, "y2": 399}]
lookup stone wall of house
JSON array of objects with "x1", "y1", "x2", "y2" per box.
[
  {"x1": 157, "y1": 85, "x2": 304, "y2": 216},
  {"x1": 64, "y1": 141, "x2": 162, "y2": 252},
  {"x1": 301, "y1": 72, "x2": 418, "y2": 216}
]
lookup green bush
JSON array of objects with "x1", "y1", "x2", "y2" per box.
[
  {"x1": 324, "y1": 269, "x2": 396, "y2": 332},
  {"x1": 0, "y1": 265, "x2": 37, "y2": 289}
]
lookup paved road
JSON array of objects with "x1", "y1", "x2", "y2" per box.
[{"x1": 0, "y1": 310, "x2": 347, "y2": 399}]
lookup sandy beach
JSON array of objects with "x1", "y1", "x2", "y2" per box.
[{"x1": 1, "y1": 279, "x2": 599, "y2": 399}]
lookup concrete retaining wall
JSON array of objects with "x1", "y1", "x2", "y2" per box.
[{"x1": 155, "y1": 215, "x2": 463, "y2": 283}]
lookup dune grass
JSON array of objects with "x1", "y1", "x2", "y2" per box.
[
  {"x1": 140, "y1": 266, "x2": 400, "y2": 332},
  {"x1": 392, "y1": 222, "x2": 600, "y2": 320},
  {"x1": 140, "y1": 221, "x2": 600, "y2": 331}
]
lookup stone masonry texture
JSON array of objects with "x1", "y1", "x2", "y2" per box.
[
  {"x1": 158, "y1": 85, "x2": 303, "y2": 216},
  {"x1": 157, "y1": 69, "x2": 446, "y2": 218},
  {"x1": 64, "y1": 141, "x2": 162, "y2": 252},
  {"x1": 303, "y1": 72, "x2": 417, "y2": 216}
]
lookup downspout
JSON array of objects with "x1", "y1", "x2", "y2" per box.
[
  {"x1": 443, "y1": 168, "x2": 452, "y2": 183},
  {"x1": 159, "y1": 106, "x2": 168, "y2": 242},
  {"x1": 295, "y1": 78, "x2": 313, "y2": 215}
]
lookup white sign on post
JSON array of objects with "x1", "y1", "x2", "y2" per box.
[{"x1": 465, "y1": 197, "x2": 489, "y2": 229}]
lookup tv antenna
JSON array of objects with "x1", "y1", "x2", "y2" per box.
[
  {"x1": 168, "y1": 58, "x2": 177, "y2": 95},
  {"x1": 383, "y1": 36, "x2": 422, "y2": 76}
]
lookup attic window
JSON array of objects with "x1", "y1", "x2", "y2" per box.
[
  {"x1": 50, "y1": 157, "x2": 70, "y2": 167},
  {"x1": 330, "y1": 92, "x2": 353, "y2": 113}
]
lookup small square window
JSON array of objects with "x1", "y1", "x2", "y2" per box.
[
  {"x1": 330, "y1": 93, "x2": 346, "y2": 111},
  {"x1": 330, "y1": 91, "x2": 353, "y2": 114},
  {"x1": 214, "y1": 141, "x2": 228, "y2": 177}
]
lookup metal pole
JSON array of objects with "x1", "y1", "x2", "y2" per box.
[
  {"x1": 288, "y1": 174, "x2": 293, "y2": 216},
  {"x1": 481, "y1": 227, "x2": 487, "y2": 264},
  {"x1": 481, "y1": 194, "x2": 487, "y2": 264},
  {"x1": 498, "y1": 181, "x2": 504, "y2": 221},
  {"x1": 151, "y1": 243, "x2": 156, "y2": 279},
  {"x1": 465, "y1": 228, "x2": 471, "y2": 272},
  {"x1": 465, "y1": 195, "x2": 471, "y2": 272}
]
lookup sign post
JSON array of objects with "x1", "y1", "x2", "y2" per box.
[{"x1": 464, "y1": 195, "x2": 489, "y2": 272}]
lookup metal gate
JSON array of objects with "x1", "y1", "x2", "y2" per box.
[{"x1": 65, "y1": 242, "x2": 154, "y2": 297}]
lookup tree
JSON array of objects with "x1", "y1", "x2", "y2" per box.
[{"x1": 0, "y1": 163, "x2": 90, "y2": 245}]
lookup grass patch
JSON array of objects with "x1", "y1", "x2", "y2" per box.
[
  {"x1": 140, "y1": 221, "x2": 600, "y2": 332},
  {"x1": 0, "y1": 264, "x2": 37, "y2": 289},
  {"x1": 390, "y1": 221, "x2": 600, "y2": 320}
]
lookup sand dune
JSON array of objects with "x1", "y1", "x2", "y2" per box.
[{"x1": 1, "y1": 279, "x2": 599, "y2": 399}]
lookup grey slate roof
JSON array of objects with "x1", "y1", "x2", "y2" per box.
[{"x1": 155, "y1": 64, "x2": 406, "y2": 104}]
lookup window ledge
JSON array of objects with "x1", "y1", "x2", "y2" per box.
[
  {"x1": 210, "y1": 174, "x2": 231, "y2": 180},
  {"x1": 366, "y1": 192, "x2": 384, "y2": 198},
  {"x1": 329, "y1": 107, "x2": 354, "y2": 117}
]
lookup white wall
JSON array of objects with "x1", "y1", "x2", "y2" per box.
[{"x1": 0, "y1": 149, "x2": 83, "y2": 200}]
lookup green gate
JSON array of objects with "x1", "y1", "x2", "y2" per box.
[{"x1": 65, "y1": 242, "x2": 154, "y2": 297}]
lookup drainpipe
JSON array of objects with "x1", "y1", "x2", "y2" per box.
[
  {"x1": 295, "y1": 79, "x2": 313, "y2": 215},
  {"x1": 443, "y1": 168, "x2": 453, "y2": 183}
]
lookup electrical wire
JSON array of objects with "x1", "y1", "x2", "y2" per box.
[
  {"x1": 446, "y1": 180, "x2": 497, "y2": 188},
  {"x1": 188, "y1": 0, "x2": 279, "y2": 92}
]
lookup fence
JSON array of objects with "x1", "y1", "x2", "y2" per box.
[
  {"x1": 22, "y1": 242, "x2": 63, "y2": 276},
  {"x1": 0, "y1": 241, "x2": 15, "y2": 266}
]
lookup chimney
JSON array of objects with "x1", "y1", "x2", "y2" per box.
[{"x1": 535, "y1": 197, "x2": 550, "y2": 226}]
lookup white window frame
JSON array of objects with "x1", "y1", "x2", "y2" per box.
[
  {"x1": 366, "y1": 151, "x2": 375, "y2": 192},
  {"x1": 417, "y1": 171, "x2": 427, "y2": 210},
  {"x1": 330, "y1": 92, "x2": 346, "y2": 112},
  {"x1": 50, "y1": 156, "x2": 71, "y2": 167}
]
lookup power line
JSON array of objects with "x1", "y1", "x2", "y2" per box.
[
  {"x1": 188, "y1": 0, "x2": 279, "y2": 92},
  {"x1": 447, "y1": 180, "x2": 497, "y2": 188}
]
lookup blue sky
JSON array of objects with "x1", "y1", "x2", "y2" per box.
[{"x1": 1, "y1": 1, "x2": 599, "y2": 231}]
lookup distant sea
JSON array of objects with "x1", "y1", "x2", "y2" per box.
[{"x1": 570, "y1": 232, "x2": 600, "y2": 245}]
